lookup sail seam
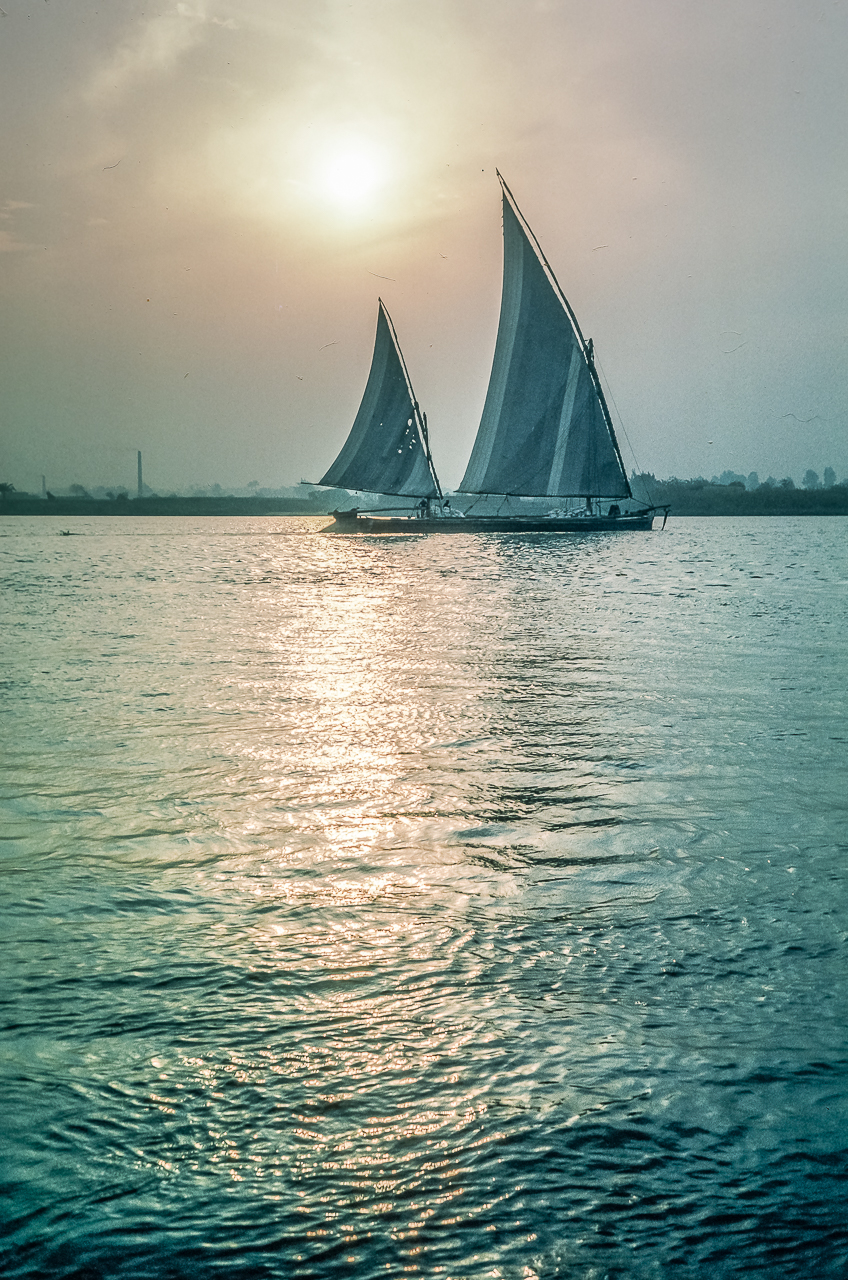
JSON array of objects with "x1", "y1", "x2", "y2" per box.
[
  {"x1": 460, "y1": 209, "x2": 523, "y2": 491},
  {"x1": 547, "y1": 347, "x2": 583, "y2": 496}
]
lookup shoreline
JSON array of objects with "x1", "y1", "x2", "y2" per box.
[{"x1": 2, "y1": 489, "x2": 848, "y2": 518}]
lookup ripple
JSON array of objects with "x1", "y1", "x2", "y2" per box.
[{"x1": 1, "y1": 516, "x2": 847, "y2": 1277}]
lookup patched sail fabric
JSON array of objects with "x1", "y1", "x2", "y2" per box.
[
  {"x1": 459, "y1": 196, "x2": 630, "y2": 499},
  {"x1": 319, "y1": 303, "x2": 438, "y2": 498}
]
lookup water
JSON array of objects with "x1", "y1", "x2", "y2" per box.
[{"x1": 1, "y1": 515, "x2": 846, "y2": 1279}]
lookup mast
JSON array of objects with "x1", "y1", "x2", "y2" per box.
[
  {"x1": 379, "y1": 299, "x2": 444, "y2": 501},
  {"x1": 495, "y1": 171, "x2": 632, "y2": 500}
]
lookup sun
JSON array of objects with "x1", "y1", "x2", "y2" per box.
[{"x1": 313, "y1": 139, "x2": 388, "y2": 212}]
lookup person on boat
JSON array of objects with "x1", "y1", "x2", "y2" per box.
[{"x1": 586, "y1": 337, "x2": 594, "y2": 365}]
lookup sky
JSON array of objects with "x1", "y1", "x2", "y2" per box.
[{"x1": 1, "y1": 0, "x2": 847, "y2": 494}]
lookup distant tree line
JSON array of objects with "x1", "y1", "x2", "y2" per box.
[
  {"x1": 630, "y1": 471, "x2": 848, "y2": 515},
  {"x1": 702, "y1": 468, "x2": 839, "y2": 491}
]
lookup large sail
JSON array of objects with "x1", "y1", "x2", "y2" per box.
[
  {"x1": 459, "y1": 188, "x2": 630, "y2": 499},
  {"x1": 319, "y1": 301, "x2": 439, "y2": 498}
]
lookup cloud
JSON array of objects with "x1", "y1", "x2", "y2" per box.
[
  {"x1": 84, "y1": 3, "x2": 213, "y2": 103},
  {"x1": 0, "y1": 228, "x2": 35, "y2": 253},
  {"x1": 0, "y1": 201, "x2": 37, "y2": 251},
  {"x1": 1, "y1": 200, "x2": 36, "y2": 218}
]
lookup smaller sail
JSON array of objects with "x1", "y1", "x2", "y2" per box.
[{"x1": 319, "y1": 302, "x2": 439, "y2": 498}]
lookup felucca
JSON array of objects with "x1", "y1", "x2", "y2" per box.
[{"x1": 320, "y1": 173, "x2": 668, "y2": 532}]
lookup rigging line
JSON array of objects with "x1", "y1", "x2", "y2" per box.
[
  {"x1": 495, "y1": 170, "x2": 632, "y2": 501},
  {"x1": 420, "y1": 412, "x2": 444, "y2": 506},
  {"x1": 594, "y1": 353, "x2": 640, "y2": 468},
  {"x1": 378, "y1": 298, "x2": 443, "y2": 501},
  {"x1": 595, "y1": 353, "x2": 658, "y2": 508}
]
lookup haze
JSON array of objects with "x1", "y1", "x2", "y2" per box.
[{"x1": 1, "y1": 0, "x2": 846, "y2": 494}]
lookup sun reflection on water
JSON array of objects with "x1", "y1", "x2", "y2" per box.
[
  {"x1": 147, "y1": 527, "x2": 666, "y2": 1242},
  {"x1": 149, "y1": 535, "x2": 534, "y2": 1245}
]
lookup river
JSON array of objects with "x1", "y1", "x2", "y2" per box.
[{"x1": 2, "y1": 515, "x2": 846, "y2": 1278}]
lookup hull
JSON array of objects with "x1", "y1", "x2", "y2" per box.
[{"x1": 323, "y1": 508, "x2": 664, "y2": 534}]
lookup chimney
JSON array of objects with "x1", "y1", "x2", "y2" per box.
[{"x1": 137, "y1": 451, "x2": 143, "y2": 499}]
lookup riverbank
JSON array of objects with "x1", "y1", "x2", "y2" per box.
[
  {"x1": 0, "y1": 495, "x2": 330, "y2": 517},
  {"x1": 2, "y1": 485, "x2": 847, "y2": 517}
]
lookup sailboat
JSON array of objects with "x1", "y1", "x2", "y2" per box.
[{"x1": 320, "y1": 173, "x2": 667, "y2": 533}]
